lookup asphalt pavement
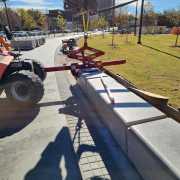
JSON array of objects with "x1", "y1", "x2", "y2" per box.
[{"x1": 0, "y1": 35, "x2": 83, "y2": 180}]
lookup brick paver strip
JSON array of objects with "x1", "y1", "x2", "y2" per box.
[{"x1": 56, "y1": 71, "x2": 110, "y2": 179}]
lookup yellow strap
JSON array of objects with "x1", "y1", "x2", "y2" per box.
[
  {"x1": 86, "y1": 13, "x2": 89, "y2": 31},
  {"x1": 82, "y1": 12, "x2": 89, "y2": 32},
  {"x1": 82, "y1": 14, "x2": 86, "y2": 32}
]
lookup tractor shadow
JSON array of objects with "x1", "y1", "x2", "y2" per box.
[{"x1": 0, "y1": 97, "x2": 39, "y2": 138}]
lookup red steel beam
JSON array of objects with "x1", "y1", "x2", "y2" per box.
[{"x1": 44, "y1": 60, "x2": 126, "y2": 73}]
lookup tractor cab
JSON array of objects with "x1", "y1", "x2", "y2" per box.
[{"x1": 0, "y1": 54, "x2": 14, "y2": 80}]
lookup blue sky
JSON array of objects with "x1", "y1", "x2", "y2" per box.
[
  {"x1": 3, "y1": 0, "x2": 180, "y2": 12},
  {"x1": 150, "y1": 0, "x2": 180, "y2": 12},
  {"x1": 6, "y1": 0, "x2": 63, "y2": 10}
]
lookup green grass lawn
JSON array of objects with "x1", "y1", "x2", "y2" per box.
[{"x1": 79, "y1": 34, "x2": 180, "y2": 108}]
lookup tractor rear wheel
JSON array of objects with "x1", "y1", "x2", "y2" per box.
[
  {"x1": 5, "y1": 71, "x2": 44, "y2": 106},
  {"x1": 0, "y1": 88, "x2": 3, "y2": 95}
]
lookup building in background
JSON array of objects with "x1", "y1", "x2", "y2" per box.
[
  {"x1": 46, "y1": 9, "x2": 64, "y2": 32},
  {"x1": 97, "y1": 0, "x2": 114, "y2": 23},
  {"x1": 64, "y1": 0, "x2": 114, "y2": 28}
]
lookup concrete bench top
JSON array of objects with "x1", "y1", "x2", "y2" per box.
[
  {"x1": 11, "y1": 39, "x2": 36, "y2": 43},
  {"x1": 83, "y1": 71, "x2": 166, "y2": 126},
  {"x1": 80, "y1": 69, "x2": 108, "y2": 79},
  {"x1": 129, "y1": 118, "x2": 180, "y2": 179}
]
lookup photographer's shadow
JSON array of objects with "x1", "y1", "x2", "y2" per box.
[{"x1": 24, "y1": 127, "x2": 80, "y2": 180}]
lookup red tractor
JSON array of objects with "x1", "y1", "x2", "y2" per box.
[
  {"x1": 0, "y1": 51, "x2": 47, "y2": 106},
  {"x1": 0, "y1": 26, "x2": 47, "y2": 106},
  {"x1": 0, "y1": 32, "x2": 125, "y2": 106}
]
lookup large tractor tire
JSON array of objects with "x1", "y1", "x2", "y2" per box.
[
  {"x1": 4, "y1": 60, "x2": 47, "y2": 82},
  {"x1": 32, "y1": 60, "x2": 47, "y2": 81},
  {"x1": 0, "y1": 88, "x2": 3, "y2": 95},
  {"x1": 5, "y1": 71, "x2": 44, "y2": 106}
]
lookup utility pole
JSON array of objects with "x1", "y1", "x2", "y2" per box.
[
  {"x1": 1, "y1": 0, "x2": 11, "y2": 30},
  {"x1": 134, "y1": 0, "x2": 138, "y2": 36},
  {"x1": 137, "y1": 0, "x2": 144, "y2": 44}
]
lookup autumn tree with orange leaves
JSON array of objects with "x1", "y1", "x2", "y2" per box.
[{"x1": 171, "y1": 27, "x2": 180, "y2": 47}]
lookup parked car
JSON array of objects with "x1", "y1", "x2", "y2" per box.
[
  {"x1": 0, "y1": 31, "x2": 6, "y2": 38},
  {"x1": 118, "y1": 28, "x2": 129, "y2": 34},
  {"x1": 27, "y1": 30, "x2": 45, "y2": 36},
  {"x1": 12, "y1": 31, "x2": 29, "y2": 37}
]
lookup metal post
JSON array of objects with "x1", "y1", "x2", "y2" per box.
[
  {"x1": 76, "y1": 17, "x2": 78, "y2": 33},
  {"x1": 112, "y1": 0, "x2": 115, "y2": 46},
  {"x1": 137, "y1": 0, "x2": 144, "y2": 44},
  {"x1": 134, "y1": 0, "x2": 138, "y2": 36},
  {"x1": 72, "y1": 16, "x2": 74, "y2": 33}
]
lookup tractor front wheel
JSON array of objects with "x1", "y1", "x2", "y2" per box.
[
  {"x1": 5, "y1": 71, "x2": 44, "y2": 106},
  {"x1": 33, "y1": 60, "x2": 47, "y2": 81}
]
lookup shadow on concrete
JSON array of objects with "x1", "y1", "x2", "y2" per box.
[
  {"x1": 96, "y1": 89, "x2": 129, "y2": 93},
  {"x1": 37, "y1": 101, "x2": 64, "y2": 107},
  {"x1": 59, "y1": 96, "x2": 84, "y2": 119},
  {"x1": 142, "y1": 44, "x2": 180, "y2": 59},
  {"x1": 90, "y1": 177, "x2": 109, "y2": 180},
  {"x1": 24, "y1": 127, "x2": 81, "y2": 180},
  {"x1": 72, "y1": 117, "x2": 83, "y2": 145},
  {"x1": 0, "y1": 98, "x2": 39, "y2": 138},
  {"x1": 114, "y1": 102, "x2": 152, "y2": 108},
  {"x1": 57, "y1": 84, "x2": 125, "y2": 180}
]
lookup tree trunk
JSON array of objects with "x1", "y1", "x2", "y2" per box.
[
  {"x1": 175, "y1": 34, "x2": 179, "y2": 47},
  {"x1": 102, "y1": 29, "x2": 105, "y2": 38}
]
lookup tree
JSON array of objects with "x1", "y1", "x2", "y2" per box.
[
  {"x1": 57, "y1": 15, "x2": 66, "y2": 32},
  {"x1": 115, "y1": 14, "x2": 128, "y2": 28},
  {"x1": 98, "y1": 16, "x2": 108, "y2": 29},
  {"x1": 27, "y1": 9, "x2": 46, "y2": 29},
  {"x1": 143, "y1": 1, "x2": 157, "y2": 33},
  {"x1": 171, "y1": 27, "x2": 180, "y2": 47},
  {"x1": 97, "y1": 16, "x2": 108, "y2": 38},
  {"x1": 0, "y1": 8, "x2": 21, "y2": 30},
  {"x1": 115, "y1": 7, "x2": 129, "y2": 29},
  {"x1": 17, "y1": 9, "x2": 36, "y2": 30},
  {"x1": 90, "y1": 18, "x2": 99, "y2": 30},
  {"x1": 157, "y1": 9, "x2": 180, "y2": 28},
  {"x1": 0, "y1": 0, "x2": 11, "y2": 29}
]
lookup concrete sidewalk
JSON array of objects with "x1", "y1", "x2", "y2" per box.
[{"x1": 0, "y1": 37, "x2": 81, "y2": 180}]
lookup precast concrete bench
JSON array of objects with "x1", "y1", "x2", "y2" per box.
[
  {"x1": 77, "y1": 69, "x2": 180, "y2": 180},
  {"x1": 77, "y1": 69, "x2": 166, "y2": 152},
  {"x1": 128, "y1": 118, "x2": 180, "y2": 180},
  {"x1": 33, "y1": 37, "x2": 46, "y2": 46},
  {"x1": 11, "y1": 37, "x2": 46, "y2": 50},
  {"x1": 78, "y1": 69, "x2": 180, "y2": 180},
  {"x1": 40, "y1": 37, "x2": 46, "y2": 45},
  {"x1": 11, "y1": 39, "x2": 36, "y2": 50}
]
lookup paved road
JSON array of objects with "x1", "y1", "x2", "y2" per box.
[{"x1": 0, "y1": 36, "x2": 82, "y2": 180}]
